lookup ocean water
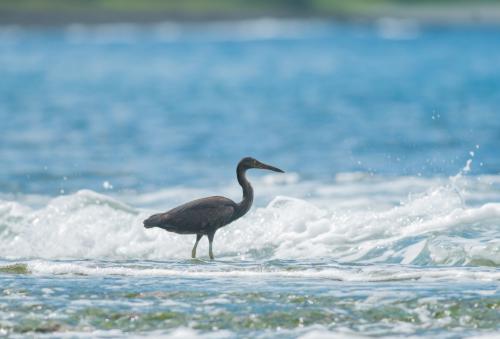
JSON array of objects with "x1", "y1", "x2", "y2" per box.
[{"x1": 1, "y1": 20, "x2": 500, "y2": 337}]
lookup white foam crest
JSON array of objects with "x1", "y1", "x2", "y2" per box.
[
  {"x1": 0, "y1": 175, "x2": 499, "y2": 265},
  {"x1": 215, "y1": 188, "x2": 500, "y2": 265},
  {"x1": 13, "y1": 260, "x2": 500, "y2": 282},
  {"x1": 0, "y1": 190, "x2": 172, "y2": 260}
]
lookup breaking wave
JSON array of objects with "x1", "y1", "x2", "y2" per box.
[{"x1": 1, "y1": 172, "x2": 499, "y2": 266}]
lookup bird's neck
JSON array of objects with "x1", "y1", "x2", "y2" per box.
[{"x1": 236, "y1": 165, "x2": 253, "y2": 218}]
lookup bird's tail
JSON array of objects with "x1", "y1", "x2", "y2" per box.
[{"x1": 143, "y1": 213, "x2": 163, "y2": 228}]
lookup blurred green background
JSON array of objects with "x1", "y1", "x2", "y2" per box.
[{"x1": 1, "y1": 0, "x2": 500, "y2": 24}]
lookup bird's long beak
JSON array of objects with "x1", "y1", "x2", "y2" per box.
[{"x1": 255, "y1": 160, "x2": 285, "y2": 173}]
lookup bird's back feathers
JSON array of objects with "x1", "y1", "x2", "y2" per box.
[{"x1": 143, "y1": 196, "x2": 237, "y2": 235}]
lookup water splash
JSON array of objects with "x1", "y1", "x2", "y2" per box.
[{"x1": 0, "y1": 174, "x2": 499, "y2": 265}]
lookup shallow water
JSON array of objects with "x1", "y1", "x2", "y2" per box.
[
  {"x1": 1, "y1": 20, "x2": 500, "y2": 337},
  {"x1": 1, "y1": 173, "x2": 500, "y2": 337},
  {"x1": 1, "y1": 260, "x2": 499, "y2": 338}
]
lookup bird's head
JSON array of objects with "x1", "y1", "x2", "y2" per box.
[{"x1": 238, "y1": 157, "x2": 285, "y2": 173}]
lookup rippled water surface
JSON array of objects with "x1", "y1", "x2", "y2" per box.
[
  {"x1": 1, "y1": 260, "x2": 499, "y2": 338},
  {"x1": 1, "y1": 20, "x2": 500, "y2": 337}
]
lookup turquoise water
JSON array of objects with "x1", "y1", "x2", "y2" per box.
[
  {"x1": 1, "y1": 20, "x2": 500, "y2": 337},
  {"x1": 1, "y1": 260, "x2": 499, "y2": 337}
]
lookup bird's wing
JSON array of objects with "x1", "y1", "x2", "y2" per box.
[{"x1": 158, "y1": 197, "x2": 237, "y2": 234}]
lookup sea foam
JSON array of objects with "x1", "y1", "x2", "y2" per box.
[
  {"x1": 0, "y1": 173, "x2": 499, "y2": 266},
  {"x1": 5, "y1": 260, "x2": 497, "y2": 282}
]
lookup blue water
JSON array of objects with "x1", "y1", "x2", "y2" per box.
[
  {"x1": 1, "y1": 20, "x2": 500, "y2": 337},
  {"x1": 1, "y1": 21, "x2": 500, "y2": 194}
]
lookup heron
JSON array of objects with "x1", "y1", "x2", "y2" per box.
[{"x1": 143, "y1": 157, "x2": 284, "y2": 260}]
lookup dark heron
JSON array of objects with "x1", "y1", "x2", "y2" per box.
[{"x1": 143, "y1": 157, "x2": 284, "y2": 259}]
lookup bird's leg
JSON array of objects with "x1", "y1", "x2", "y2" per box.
[
  {"x1": 192, "y1": 234, "x2": 203, "y2": 258},
  {"x1": 208, "y1": 232, "x2": 215, "y2": 260}
]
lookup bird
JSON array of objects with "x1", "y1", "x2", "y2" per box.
[{"x1": 143, "y1": 157, "x2": 284, "y2": 260}]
